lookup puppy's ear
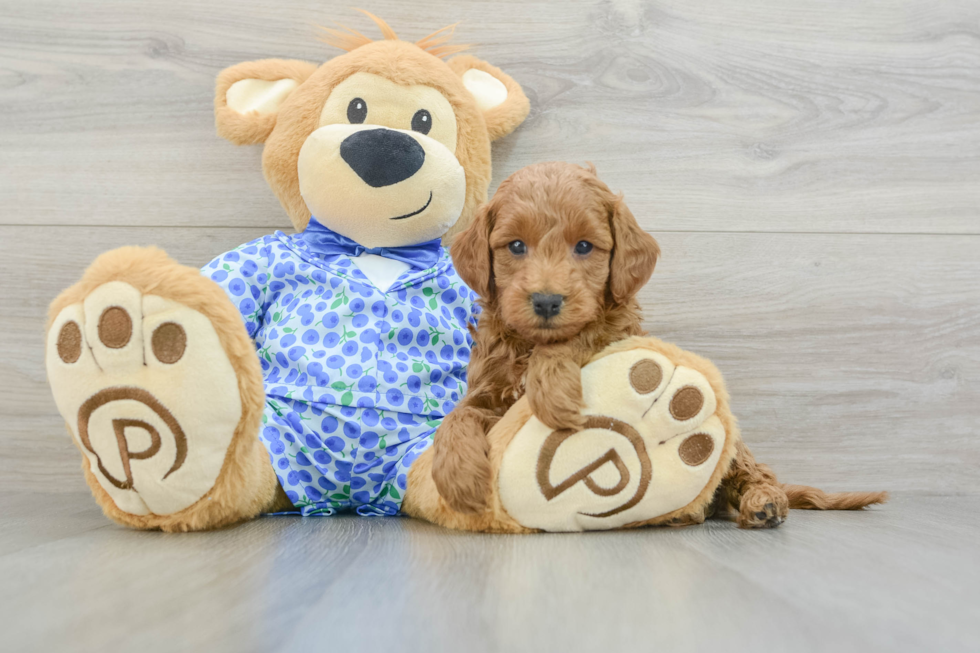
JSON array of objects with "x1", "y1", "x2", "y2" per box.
[
  {"x1": 451, "y1": 201, "x2": 495, "y2": 299},
  {"x1": 608, "y1": 197, "x2": 660, "y2": 304},
  {"x1": 215, "y1": 59, "x2": 319, "y2": 145},
  {"x1": 447, "y1": 55, "x2": 530, "y2": 141}
]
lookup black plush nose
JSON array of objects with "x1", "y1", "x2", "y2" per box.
[
  {"x1": 340, "y1": 128, "x2": 425, "y2": 188},
  {"x1": 531, "y1": 293, "x2": 563, "y2": 319}
]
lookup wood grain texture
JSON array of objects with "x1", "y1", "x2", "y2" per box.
[
  {"x1": 1, "y1": 493, "x2": 978, "y2": 653},
  {"x1": 3, "y1": 226, "x2": 978, "y2": 494},
  {"x1": 1, "y1": 0, "x2": 978, "y2": 231},
  {"x1": 3, "y1": 2, "x2": 980, "y2": 650}
]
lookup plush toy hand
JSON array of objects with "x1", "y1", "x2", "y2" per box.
[
  {"x1": 525, "y1": 345, "x2": 587, "y2": 432},
  {"x1": 432, "y1": 406, "x2": 497, "y2": 514}
]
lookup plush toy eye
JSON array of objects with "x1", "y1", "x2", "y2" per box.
[
  {"x1": 411, "y1": 109, "x2": 432, "y2": 135},
  {"x1": 347, "y1": 98, "x2": 367, "y2": 124},
  {"x1": 508, "y1": 240, "x2": 527, "y2": 255},
  {"x1": 574, "y1": 241, "x2": 594, "y2": 255}
]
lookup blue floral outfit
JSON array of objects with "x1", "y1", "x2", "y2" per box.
[{"x1": 202, "y1": 219, "x2": 478, "y2": 516}]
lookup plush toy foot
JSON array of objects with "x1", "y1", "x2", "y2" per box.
[
  {"x1": 45, "y1": 247, "x2": 274, "y2": 531},
  {"x1": 496, "y1": 338, "x2": 738, "y2": 532}
]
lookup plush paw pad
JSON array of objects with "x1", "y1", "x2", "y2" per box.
[
  {"x1": 498, "y1": 346, "x2": 729, "y2": 531},
  {"x1": 46, "y1": 282, "x2": 241, "y2": 516}
]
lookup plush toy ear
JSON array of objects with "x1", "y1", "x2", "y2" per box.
[
  {"x1": 451, "y1": 200, "x2": 496, "y2": 299},
  {"x1": 447, "y1": 55, "x2": 530, "y2": 141},
  {"x1": 215, "y1": 59, "x2": 319, "y2": 145},
  {"x1": 608, "y1": 197, "x2": 661, "y2": 304}
]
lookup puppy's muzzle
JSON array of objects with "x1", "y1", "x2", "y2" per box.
[
  {"x1": 340, "y1": 128, "x2": 425, "y2": 188},
  {"x1": 532, "y1": 293, "x2": 563, "y2": 319}
]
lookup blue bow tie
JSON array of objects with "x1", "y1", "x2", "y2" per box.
[{"x1": 301, "y1": 216, "x2": 444, "y2": 271}]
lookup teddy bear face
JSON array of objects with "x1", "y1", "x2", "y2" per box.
[
  {"x1": 215, "y1": 22, "x2": 530, "y2": 246},
  {"x1": 297, "y1": 70, "x2": 466, "y2": 247}
]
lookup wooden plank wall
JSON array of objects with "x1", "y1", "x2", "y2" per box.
[{"x1": 2, "y1": 0, "x2": 978, "y2": 495}]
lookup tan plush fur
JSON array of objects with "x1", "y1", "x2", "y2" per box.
[
  {"x1": 320, "y1": 11, "x2": 470, "y2": 59},
  {"x1": 47, "y1": 247, "x2": 279, "y2": 531},
  {"x1": 214, "y1": 21, "x2": 529, "y2": 241}
]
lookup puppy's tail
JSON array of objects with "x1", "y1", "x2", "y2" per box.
[{"x1": 781, "y1": 484, "x2": 888, "y2": 510}]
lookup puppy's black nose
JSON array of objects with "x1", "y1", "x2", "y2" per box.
[
  {"x1": 340, "y1": 128, "x2": 425, "y2": 188},
  {"x1": 531, "y1": 293, "x2": 563, "y2": 319}
]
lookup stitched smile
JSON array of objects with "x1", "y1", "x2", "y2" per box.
[{"x1": 391, "y1": 191, "x2": 433, "y2": 220}]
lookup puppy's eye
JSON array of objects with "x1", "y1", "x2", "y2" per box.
[
  {"x1": 574, "y1": 241, "x2": 594, "y2": 255},
  {"x1": 411, "y1": 109, "x2": 432, "y2": 135},
  {"x1": 508, "y1": 240, "x2": 527, "y2": 256},
  {"x1": 347, "y1": 98, "x2": 367, "y2": 124}
]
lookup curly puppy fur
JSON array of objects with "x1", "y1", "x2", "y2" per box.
[{"x1": 431, "y1": 161, "x2": 888, "y2": 527}]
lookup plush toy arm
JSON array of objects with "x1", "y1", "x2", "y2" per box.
[
  {"x1": 525, "y1": 342, "x2": 588, "y2": 432},
  {"x1": 201, "y1": 237, "x2": 275, "y2": 338}
]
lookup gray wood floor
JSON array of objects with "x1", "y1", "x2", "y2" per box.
[
  {"x1": 1, "y1": 0, "x2": 979, "y2": 651},
  {"x1": 2, "y1": 493, "x2": 978, "y2": 653}
]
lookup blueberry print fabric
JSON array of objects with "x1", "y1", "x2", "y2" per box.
[{"x1": 203, "y1": 227, "x2": 479, "y2": 516}]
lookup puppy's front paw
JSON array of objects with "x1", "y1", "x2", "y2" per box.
[{"x1": 527, "y1": 388, "x2": 586, "y2": 432}]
